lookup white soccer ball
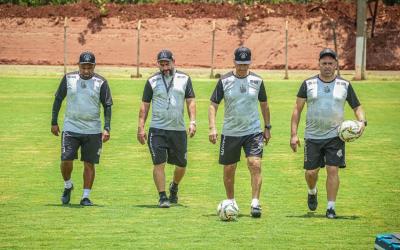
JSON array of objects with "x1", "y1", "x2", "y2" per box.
[
  {"x1": 217, "y1": 200, "x2": 239, "y2": 221},
  {"x1": 338, "y1": 120, "x2": 362, "y2": 142}
]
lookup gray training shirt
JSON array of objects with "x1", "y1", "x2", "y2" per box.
[
  {"x1": 52, "y1": 72, "x2": 113, "y2": 134},
  {"x1": 210, "y1": 71, "x2": 267, "y2": 137},
  {"x1": 142, "y1": 70, "x2": 195, "y2": 131},
  {"x1": 297, "y1": 75, "x2": 360, "y2": 139}
]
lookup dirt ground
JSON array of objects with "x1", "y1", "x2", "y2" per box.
[{"x1": 0, "y1": 1, "x2": 399, "y2": 70}]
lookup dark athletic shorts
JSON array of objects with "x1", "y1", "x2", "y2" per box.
[
  {"x1": 219, "y1": 132, "x2": 264, "y2": 165},
  {"x1": 61, "y1": 131, "x2": 102, "y2": 164},
  {"x1": 147, "y1": 127, "x2": 187, "y2": 167},
  {"x1": 304, "y1": 137, "x2": 346, "y2": 170}
]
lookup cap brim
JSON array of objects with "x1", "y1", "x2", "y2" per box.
[
  {"x1": 79, "y1": 62, "x2": 96, "y2": 64},
  {"x1": 158, "y1": 58, "x2": 173, "y2": 62},
  {"x1": 235, "y1": 60, "x2": 251, "y2": 65},
  {"x1": 319, "y1": 53, "x2": 337, "y2": 60}
]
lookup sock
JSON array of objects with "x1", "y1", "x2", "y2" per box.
[
  {"x1": 227, "y1": 199, "x2": 239, "y2": 210},
  {"x1": 308, "y1": 187, "x2": 317, "y2": 195},
  {"x1": 82, "y1": 189, "x2": 91, "y2": 199},
  {"x1": 327, "y1": 201, "x2": 335, "y2": 210},
  {"x1": 159, "y1": 191, "x2": 167, "y2": 199},
  {"x1": 171, "y1": 182, "x2": 178, "y2": 190},
  {"x1": 251, "y1": 198, "x2": 260, "y2": 208},
  {"x1": 64, "y1": 179, "x2": 73, "y2": 189}
]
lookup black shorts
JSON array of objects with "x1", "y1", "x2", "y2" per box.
[
  {"x1": 304, "y1": 137, "x2": 346, "y2": 170},
  {"x1": 147, "y1": 128, "x2": 187, "y2": 167},
  {"x1": 219, "y1": 133, "x2": 264, "y2": 165},
  {"x1": 61, "y1": 131, "x2": 102, "y2": 164}
]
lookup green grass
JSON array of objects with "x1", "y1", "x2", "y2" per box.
[{"x1": 0, "y1": 70, "x2": 399, "y2": 249}]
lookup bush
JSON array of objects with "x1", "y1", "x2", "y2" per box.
[{"x1": 383, "y1": 0, "x2": 400, "y2": 5}]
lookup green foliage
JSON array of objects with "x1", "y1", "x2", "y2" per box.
[
  {"x1": 0, "y1": 0, "x2": 77, "y2": 5},
  {"x1": 383, "y1": 0, "x2": 400, "y2": 5},
  {"x1": 92, "y1": 0, "x2": 108, "y2": 15}
]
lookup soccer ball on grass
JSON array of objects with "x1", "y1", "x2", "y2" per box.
[{"x1": 217, "y1": 200, "x2": 239, "y2": 221}]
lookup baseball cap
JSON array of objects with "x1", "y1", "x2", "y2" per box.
[
  {"x1": 234, "y1": 47, "x2": 251, "y2": 64},
  {"x1": 157, "y1": 49, "x2": 174, "y2": 62},
  {"x1": 319, "y1": 48, "x2": 337, "y2": 60},
  {"x1": 79, "y1": 51, "x2": 96, "y2": 64}
]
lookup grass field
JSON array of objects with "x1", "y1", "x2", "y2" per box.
[{"x1": 0, "y1": 68, "x2": 399, "y2": 249}]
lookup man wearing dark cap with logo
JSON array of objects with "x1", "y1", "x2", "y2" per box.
[
  {"x1": 208, "y1": 46, "x2": 271, "y2": 218},
  {"x1": 51, "y1": 51, "x2": 113, "y2": 206},
  {"x1": 137, "y1": 49, "x2": 196, "y2": 208},
  {"x1": 290, "y1": 48, "x2": 366, "y2": 218}
]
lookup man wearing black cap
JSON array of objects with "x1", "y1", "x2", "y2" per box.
[
  {"x1": 51, "y1": 51, "x2": 113, "y2": 206},
  {"x1": 208, "y1": 46, "x2": 271, "y2": 218},
  {"x1": 290, "y1": 48, "x2": 366, "y2": 218},
  {"x1": 137, "y1": 49, "x2": 196, "y2": 208}
]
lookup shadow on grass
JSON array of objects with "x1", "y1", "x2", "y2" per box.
[
  {"x1": 202, "y1": 213, "x2": 250, "y2": 218},
  {"x1": 133, "y1": 203, "x2": 188, "y2": 209},
  {"x1": 286, "y1": 212, "x2": 360, "y2": 220},
  {"x1": 45, "y1": 204, "x2": 104, "y2": 208}
]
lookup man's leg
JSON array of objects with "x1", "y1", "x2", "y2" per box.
[
  {"x1": 325, "y1": 165, "x2": 339, "y2": 218},
  {"x1": 153, "y1": 163, "x2": 166, "y2": 192},
  {"x1": 61, "y1": 160, "x2": 74, "y2": 204},
  {"x1": 80, "y1": 161, "x2": 95, "y2": 206},
  {"x1": 83, "y1": 161, "x2": 96, "y2": 189},
  {"x1": 305, "y1": 168, "x2": 320, "y2": 211},
  {"x1": 247, "y1": 156, "x2": 263, "y2": 218},
  {"x1": 172, "y1": 166, "x2": 186, "y2": 184},
  {"x1": 61, "y1": 160, "x2": 73, "y2": 181},
  {"x1": 223, "y1": 164, "x2": 237, "y2": 199},
  {"x1": 326, "y1": 165, "x2": 339, "y2": 202},
  {"x1": 79, "y1": 133, "x2": 102, "y2": 206},
  {"x1": 60, "y1": 131, "x2": 80, "y2": 204},
  {"x1": 247, "y1": 156, "x2": 262, "y2": 200},
  {"x1": 153, "y1": 163, "x2": 170, "y2": 208},
  {"x1": 169, "y1": 166, "x2": 186, "y2": 204},
  {"x1": 305, "y1": 168, "x2": 320, "y2": 191}
]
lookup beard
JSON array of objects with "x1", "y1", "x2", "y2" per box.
[
  {"x1": 161, "y1": 67, "x2": 174, "y2": 76},
  {"x1": 80, "y1": 73, "x2": 93, "y2": 80}
]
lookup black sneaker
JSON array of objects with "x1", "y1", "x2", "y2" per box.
[
  {"x1": 326, "y1": 208, "x2": 337, "y2": 219},
  {"x1": 158, "y1": 197, "x2": 170, "y2": 208},
  {"x1": 307, "y1": 191, "x2": 318, "y2": 211},
  {"x1": 250, "y1": 205, "x2": 262, "y2": 218},
  {"x1": 80, "y1": 197, "x2": 93, "y2": 206},
  {"x1": 169, "y1": 182, "x2": 178, "y2": 204},
  {"x1": 61, "y1": 185, "x2": 73, "y2": 205}
]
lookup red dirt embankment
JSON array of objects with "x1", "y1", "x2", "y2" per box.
[{"x1": 0, "y1": 1, "x2": 399, "y2": 69}]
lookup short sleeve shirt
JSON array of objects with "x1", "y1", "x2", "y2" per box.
[
  {"x1": 210, "y1": 71, "x2": 267, "y2": 136},
  {"x1": 55, "y1": 72, "x2": 113, "y2": 134},
  {"x1": 297, "y1": 75, "x2": 360, "y2": 139},
  {"x1": 142, "y1": 70, "x2": 195, "y2": 131}
]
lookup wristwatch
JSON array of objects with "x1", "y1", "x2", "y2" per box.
[
  {"x1": 265, "y1": 124, "x2": 272, "y2": 130},
  {"x1": 359, "y1": 120, "x2": 367, "y2": 127}
]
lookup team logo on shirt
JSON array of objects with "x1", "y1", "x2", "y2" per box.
[
  {"x1": 324, "y1": 86, "x2": 330, "y2": 93},
  {"x1": 250, "y1": 80, "x2": 259, "y2": 85},
  {"x1": 240, "y1": 84, "x2": 247, "y2": 93},
  {"x1": 81, "y1": 81, "x2": 87, "y2": 88}
]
